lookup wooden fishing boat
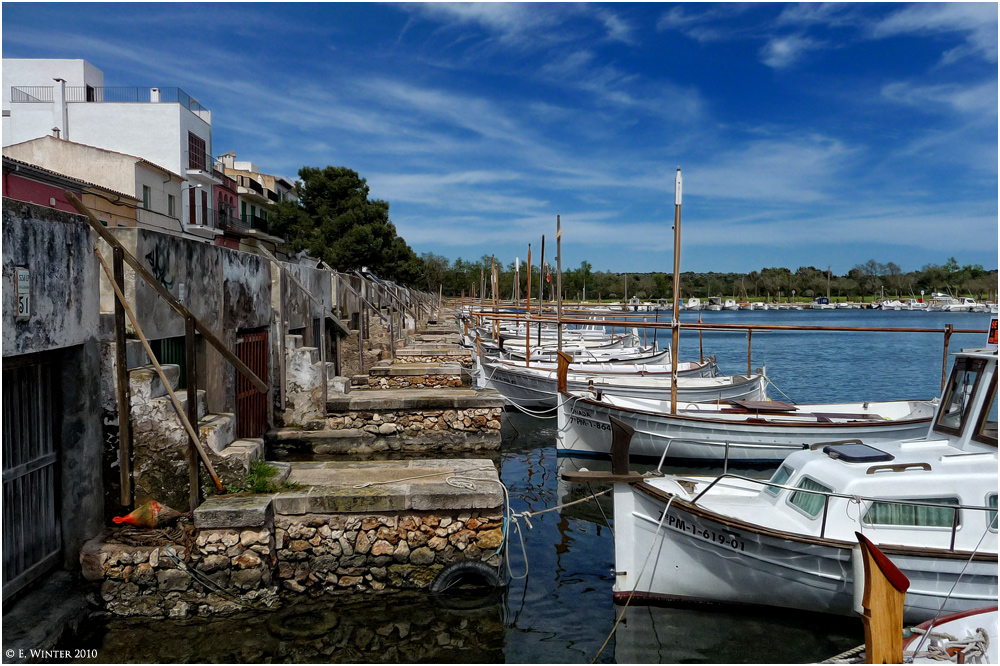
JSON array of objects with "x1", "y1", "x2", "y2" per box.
[
  {"x1": 564, "y1": 343, "x2": 998, "y2": 623},
  {"x1": 482, "y1": 356, "x2": 762, "y2": 409},
  {"x1": 557, "y1": 393, "x2": 937, "y2": 463}
]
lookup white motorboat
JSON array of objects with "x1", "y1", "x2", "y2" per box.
[
  {"x1": 564, "y1": 342, "x2": 998, "y2": 623},
  {"x1": 722, "y1": 299, "x2": 740, "y2": 311},
  {"x1": 684, "y1": 297, "x2": 702, "y2": 311},
  {"x1": 503, "y1": 345, "x2": 672, "y2": 365},
  {"x1": 481, "y1": 357, "x2": 765, "y2": 409},
  {"x1": 557, "y1": 393, "x2": 937, "y2": 463},
  {"x1": 927, "y1": 293, "x2": 978, "y2": 313},
  {"x1": 705, "y1": 297, "x2": 723, "y2": 311}
]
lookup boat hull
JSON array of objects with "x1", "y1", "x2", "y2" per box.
[
  {"x1": 484, "y1": 364, "x2": 764, "y2": 409},
  {"x1": 613, "y1": 484, "x2": 998, "y2": 624},
  {"x1": 558, "y1": 397, "x2": 933, "y2": 462}
]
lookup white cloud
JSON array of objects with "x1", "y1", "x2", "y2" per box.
[
  {"x1": 881, "y1": 80, "x2": 999, "y2": 117},
  {"x1": 869, "y1": 3, "x2": 998, "y2": 64},
  {"x1": 760, "y1": 34, "x2": 824, "y2": 69}
]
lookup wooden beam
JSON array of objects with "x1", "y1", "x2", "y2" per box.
[{"x1": 64, "y1": 191, "x2": 267, "y2": 393}]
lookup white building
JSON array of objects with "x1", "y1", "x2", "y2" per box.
[{"x1": 3, "y1": 58, "x2": 220, "y2": 237}]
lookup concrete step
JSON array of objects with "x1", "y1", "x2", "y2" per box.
[
  {"x1": 328, "y1": 372, "x2": 350, "y2": 396},
  {"x1": 285, "y1": 334, "x2": 304, "y2": 350},
  {"x1": 301, "y1": 346, "x2": 320, "y2": 365},
  {"x1": 129, "y1": 364, "x2": 181, "y2": 402},
  {"x1": 199, "y1": 412, "x2": 236, "y2": 454},
  {"x1": 148, "y1": 388, "x2": 207, "y2": 421},
  {"x1": 215, "y1": 437, "x2": 265, "y2": 471}
]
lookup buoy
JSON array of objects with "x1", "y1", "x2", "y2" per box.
[{"x1": 112, "y1": 500, "x2": 181, "y2": 528}]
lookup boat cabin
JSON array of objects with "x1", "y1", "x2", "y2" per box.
[{"x1": 755, "y1": 347, "x2": 997, "y2": 548}]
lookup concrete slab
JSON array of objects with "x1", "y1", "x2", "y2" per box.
[
  {"x1": 274, "y1": 459, "x2": 502, "y2": 514},
  {"x1": 193, "y1": 493, "x2": 274, "y2": 529},
  {"x1": 326, "y1": 387, "x2": 504, "y2": 411}
]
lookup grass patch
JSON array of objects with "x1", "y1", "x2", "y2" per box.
[{"x1": 221, "y1": 460, "x2": 299, "y2": 495}]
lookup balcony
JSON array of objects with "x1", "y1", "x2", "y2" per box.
[
  {"x1": 55, "y1": 86, "x2": 211, "y2": 122},
  {"x1": 10, "y1": 86, "x2": 53, "y2": 102},
  {"x1": 241, "y1": 213, "x2": 270, "y2": 234}
]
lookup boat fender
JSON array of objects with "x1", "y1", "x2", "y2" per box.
[{"x1": 430, "y1": 560, "x2": 504, "y2": 595}]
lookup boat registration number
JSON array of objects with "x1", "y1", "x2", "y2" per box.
[
  {"x1": 569, "y1": 414, "x2": 611, "y2": 431},
  {"x1": 659, "y1": 510, "x2": 746, "y2": 552}
]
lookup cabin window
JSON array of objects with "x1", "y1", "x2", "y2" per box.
[
  {"x1": 765, "y1": 465, "x2": 792, "y2": 496},
  {"x1": 167, "y1": 194, "x2": 175, "y2": 218},
  {"x1": 863, "y1": 497, "x2": 960, "y2": 528},
  {"x1": 972, "y1": 373, "x2": 998, "y2": 447},
  {"x1": 789, "y1": 477, "x2": 832, "y2": 517},
  {"x1": 988, "y1": 494, "x2": 997, "y2": 532},
  {"x1": 142, "y1": 185, "x2": 151, "y2": 210},
  {"x1": 934, "y1": 358, "x2": 986, "y2": 437}
]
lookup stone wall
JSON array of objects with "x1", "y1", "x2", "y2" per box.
[
  {"x1": 80, "y1": 526, "x2": 279, "y2": 618},
  {"x1": 275, "y1": 510, "x2": 503, "y2": 594},
  {"x1": 396, "y1": 354, "x2": 473, "y2": 368},
  {"x1": 367, "y1": 374, "x2": 463, "y2": 390},
  {"x1": 81, "y1": 507, "x2": 504, "y2": 617},
  {"x1": 325, "y1": 408, "x2": 502, "y2": 438}
]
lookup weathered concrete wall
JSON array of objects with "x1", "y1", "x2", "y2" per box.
[
  {"x1": 59, "y1": 340, "x2": 107, "y2": 569},
  {"x1": 283, "y1": 263, "x2": 330, "y2": 332},
  {"x1": 2, "y1": 198, "x2": 105, "y2": 572},
  {"x1": 216, "y1": 248, "x2": 271, "y2": 415},
  {"x1": 2, "y1": 199, "x2": 99, "y2": 356}
]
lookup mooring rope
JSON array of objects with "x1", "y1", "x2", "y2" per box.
[{"x1": 592, "y1": 495, "x2": 676, "y2": 664}]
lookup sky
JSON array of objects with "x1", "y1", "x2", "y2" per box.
[{"x1": 3, "y1": 2, "x2": 997, "y2": 274}]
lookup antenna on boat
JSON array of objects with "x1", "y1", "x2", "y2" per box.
[{"x1": 670, "y1": 166, "x2": 682, "y2": 415}]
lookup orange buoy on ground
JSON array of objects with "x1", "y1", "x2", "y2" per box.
[{"x1": 112, "y1": 500, "x2": 182, "y2": 528}]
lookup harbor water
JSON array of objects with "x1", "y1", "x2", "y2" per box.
[{"x1": 65, "y1": 310, "x2": 994, "y2": 663}]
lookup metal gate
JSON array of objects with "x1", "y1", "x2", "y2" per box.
[
  {"x1": 235, "y1": 329, "x2": 269, "y2": 438},
  {"x1": 3, "y1": 356, "x2": 60, "y2": 602}
]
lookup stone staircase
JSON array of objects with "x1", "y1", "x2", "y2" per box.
[{"x1": 128, "y1": 363, "x2": 265, "y2": 509}]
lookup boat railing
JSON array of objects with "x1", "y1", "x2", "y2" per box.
[{"x1": 688, "y1": 474, "x2": 996, "y2": 549}]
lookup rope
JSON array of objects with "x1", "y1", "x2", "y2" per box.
[
  {"x1": 163, "y1": 544, "x2": 256, "y2": 608},
  {"x1": 763, "y1": 375, "x2": 796, "y2": 404},
  {"x1": 911, "y1": 522, "x2": 996, "y2": 658},
  {"x1": 908, "y1": 626, "x2": 990, "y2": 662},
  {"x1": 822, "y1": 642, "x2": 866, "y2": 663},
  {"x1": 592, "y1": 495, "x2": 675, "y2": 663},
  {"x1": 352, "y1": 467, "x2": 495, "y2": 489}
]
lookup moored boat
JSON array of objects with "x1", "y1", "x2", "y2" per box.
[
  {"x1": 563, "y1": 339, "x2": 998, "y2": 623},
  {"x1": 557, "y1": 393, "x2": 937, "y2": 463}
]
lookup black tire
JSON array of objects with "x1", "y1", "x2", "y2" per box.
[
  {"x1": 430, "y1": 560, "x2": 503, "y2": 594},
  {"x1": 267, "y1": 605, "x2": 339, "y2": 639}
]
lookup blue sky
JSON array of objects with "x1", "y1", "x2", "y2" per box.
[{"x1": 3, "y1": 3, "x2": 997, "y2": 274}]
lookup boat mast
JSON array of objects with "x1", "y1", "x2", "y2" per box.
[
  {"x1": 525, "y1": 244, "x2": 532, "y2": 367},
  {"x1": 670, "y1": 167, "x2": 682, "y2": 415},
  {"x1": 556, "y1": 215, "x2": 563, "y2": 353},
  {"x1": 538, "y1": 235, "x2": 545, "y2": 348}
]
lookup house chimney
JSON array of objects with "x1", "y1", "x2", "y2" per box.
[
  {"x1": 52, "y1": 78, "x2": 68, "y2": 140},
  {"x1": 150, "y1": 87, "x2": 160, "y2": 103}
]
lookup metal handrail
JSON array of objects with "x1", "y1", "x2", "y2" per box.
[
  {"x1": 686, "y1": 473, "x2": 996, "y2": 548},
  {"x1": 63, "y1": 86, "x2": 209, "y2": 114},
  {"x1": 10, "y1": 86, "x2": 53, "y2": 102}
]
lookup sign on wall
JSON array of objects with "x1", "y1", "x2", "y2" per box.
[{"x1": 16, "y1": 267, "x2": 30, "y2": 320}]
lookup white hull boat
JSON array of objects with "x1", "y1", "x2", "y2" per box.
[
  {"x1": 482, "y1": 359, "x2": 764, "y2": 409},
  {"x1": 557, "y1": 393, "x2": 937, "y2": 462},
  {"x1": 563, "y1": 339, "x2": 998, "y2": 623}
]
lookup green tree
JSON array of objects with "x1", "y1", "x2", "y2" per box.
[{"x1": 270, "y1": 166, "x2": 424, "y2": 285}]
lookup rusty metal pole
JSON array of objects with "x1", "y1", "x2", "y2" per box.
[
  {"x1": 113, "y1": 246, "x2": 133, "y2": 506},
  {"x1": 941, "y1": 324, "x2": 954, "y2": 392},
  {"x1": 747, "y1": 329, "x2": 753, "y2": 377},
  {"x1": 670, "y1": 167, "x2": 682, "y2": 415},
  {"x1": 185, "y1": 316, "x2": 200, "y2": 512}
]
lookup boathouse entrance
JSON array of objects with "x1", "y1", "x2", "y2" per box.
[
  {"x1": 235, "y1": 328, "x2": 269, "y2": 438},
  {"x1": 2, "y1": 353, "x2": 61, "y2": 602}
]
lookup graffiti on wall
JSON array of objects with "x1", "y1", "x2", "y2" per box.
[{"x1": 145, "y1": 245, "x2": 174, "y2": 290}]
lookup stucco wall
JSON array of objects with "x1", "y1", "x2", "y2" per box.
[
  {"x1": 2, "y1": 198, "x2": 100, "y2": 356},
  {"x1": 283, "y1": 263, "x2": 331, "y2": 330}
]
